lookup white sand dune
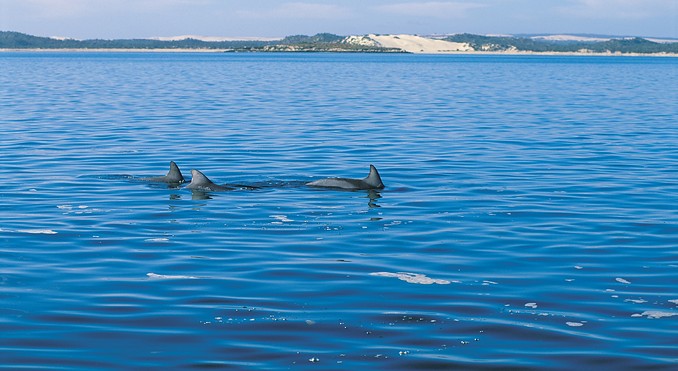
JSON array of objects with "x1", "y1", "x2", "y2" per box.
[
  {"x1": 531, "y1": 34, "x2": 612, "y2": 42},
  {"x1": 367, "y1": 34, "x2": 473, "y2": 54}
]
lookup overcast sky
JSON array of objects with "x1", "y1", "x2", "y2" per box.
[{"x1": 1, "y1": 0, "x2": 676, "y2": 39}]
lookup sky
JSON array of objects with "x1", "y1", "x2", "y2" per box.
[{"x1": 1, "y1": 0, "x2": 676, "y2": 40}]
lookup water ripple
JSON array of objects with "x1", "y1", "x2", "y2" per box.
[{"x1": 0, "y1": 53, "x2": 676, "y2": 370}]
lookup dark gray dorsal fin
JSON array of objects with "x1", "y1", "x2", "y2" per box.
[
  {"x1": 166, "y1": 161, "x2": 185, "y2": 183},
  {"x1": 190, "y1": 169, "x2": 214, "y2": 187},
  {"x1": 363, "y1": 164, "x2": 384, "y2": 189},
  {"x1": 187, "y1": 169, "x2": 233, "y2": 191}
]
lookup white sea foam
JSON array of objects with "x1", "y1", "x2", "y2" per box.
[
  {"x1": 58, "y1": 204, "x2": 98, "y2": 215},
  {"x1": 57, "y1": 204, "x2": 89, "y2": 210},
  {"x1": 632, "y1": 311, "x2": 678, "y2": 319},
  {"x1": 615, "y1": 277, "x2": 631, "y2": 284},
  {"x1": 1, "y1": 227, "x2": 57, "y2": 234},
  {"x1": 370, "y1": 272, "x2": 450, "y2": 285},
  {"x1": 270, "y1": 215, "x2": 293, "y2": 223},
  {"x1": 147, "y1": 273, "x2": 198, "y2": 279},
  {"x1": 144, "y1": 238, "x2": 170, "y2": 242},
  {"x1": 17, "y1": 229, "x2": 58, "y2": 235},
  {"x1": 566, "y1": 322, "x2": 584, "y2": 327}
]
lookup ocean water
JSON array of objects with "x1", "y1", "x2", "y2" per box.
[{"x1": 1, "y1": 52, "x2": 677, "y2": 370}]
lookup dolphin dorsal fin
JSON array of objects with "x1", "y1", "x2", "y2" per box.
[
  {"x1": 364, "y1": 164, "x2": 384, "y2": 189},
  {"x1": 167, "y1": 161, "x2": 185, "y2": 183},
  {"x1": 191, "y1": 169, "x2": 213, "y2": 186}
]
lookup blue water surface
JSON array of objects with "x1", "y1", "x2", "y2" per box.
[{"x1": 1, "y1": 52, "x2": 677, "y2": 370}]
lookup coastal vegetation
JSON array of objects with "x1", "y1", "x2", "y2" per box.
[
  {"x1": 0, "y1": 31, "x2": 397, "y2": 52},
  {"x1": 445, "y1": 33, "x2": 678, "y2": 54},
  {"x1": 0, "y1": 31, "x2": 271, "y2": 50},
  {"x1": 1, "y1": 31, "x2": 676, "y2": 54}
]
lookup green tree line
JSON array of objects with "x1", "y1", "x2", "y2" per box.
[{"x1": 445, "y1": 33, "x2": 678, "y2": 54}]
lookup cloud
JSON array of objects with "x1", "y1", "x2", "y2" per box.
[
  {"x1": 376, "y1": 1, "x2": 485, "y2": 18},
  {"x1": 236, "y1": 2, "x2": 351, "y2": 20},
  {"x1": 19, "y1": 0, "x2": 92, "y2": 18},
  {"x1": 19, "y1": 0, "x2": 209, "y2": 19},
  {"x1": 559, "y1": 0, "x2": 677, "y2": 19}
]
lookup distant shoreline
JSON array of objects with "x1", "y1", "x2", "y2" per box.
[
  {"x1": 2, "y1": 31, "x2": 677, "y2": 56},
  {"x1": 2, "y1": 48, "x2": 676, "y2": 57},
  {"x1": 0, "y1": 48, "x2": 230, "y2": 53}
]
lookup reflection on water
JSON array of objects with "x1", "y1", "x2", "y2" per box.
[
  {"x1": 367, "y1": 189, "x2": 382, "y2": 208},
  {"x1": 190, "y1": 190, "x2": 213, "y2": 200}
]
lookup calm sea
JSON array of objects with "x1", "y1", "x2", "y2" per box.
[{"x1": 1, "y1": 52, "x2": 677, "y2": 370}]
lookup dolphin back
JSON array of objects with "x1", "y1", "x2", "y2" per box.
[
  {"x1": 306, "y1": 178, "x2": 366, "y2": 189},
  {"x1": 307, "y1": 165, "x2": 384, "y2": 190}
]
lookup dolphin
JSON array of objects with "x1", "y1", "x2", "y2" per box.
[
  {"x1": 306, "y1": 165, "x2": 384, "y2": 190},
  {"x1": 141, "y1": 161, "x2": 185, "y2": 184},
  {"x1": 186, "y1": 169, "x2": 233, "y2": 191}
]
